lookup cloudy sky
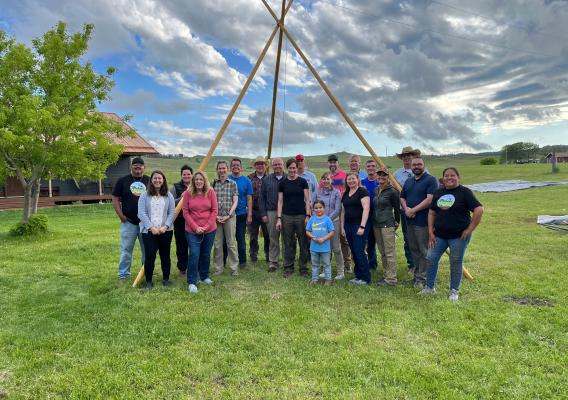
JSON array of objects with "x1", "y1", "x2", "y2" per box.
[{"x1": 1, "y1": 0, "x2": 567, "y2": 157}]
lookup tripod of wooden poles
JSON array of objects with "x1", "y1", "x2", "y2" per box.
[{"x1": 132, "y1": 0, "x2": 473, "y2": 287}]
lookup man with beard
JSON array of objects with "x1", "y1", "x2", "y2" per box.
[
  {"x1": 248, "y1": 156, "x2": 270, "y2": 263},
  {"x1": 260, "y1": 157, "x2": 286, "y2": 272},
  {"x1": 399, "y1": 157, "x2": 438, "y2": 288},
  {"x1": 112, "y1": 157, "x2": 150, "y2": 279},
  {"x1": 170, "y1": 164, "x2": 193, "y2": 275}
]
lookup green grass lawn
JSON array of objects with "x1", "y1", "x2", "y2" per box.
[{"x1": 1, "y1": 165, "x2": 568, "y2": 398}]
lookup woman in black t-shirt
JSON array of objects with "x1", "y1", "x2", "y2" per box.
[
  {"x1": 341, "y1": 172, "x2": 371, "y2": 284},
  {"x1": 422, "y1": 167, "x2": 484, "y2": 301},
  {"x1": 276, "y1": 158, "x2": 311, "y2": 277}
]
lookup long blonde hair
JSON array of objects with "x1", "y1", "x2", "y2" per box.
[{"x1": 189, "y1": 171, "x2": 211, "y2": 196}]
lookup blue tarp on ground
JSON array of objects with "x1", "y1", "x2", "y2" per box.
[{"x1": 467, "y1": 180, "x2": 568, "y2": 193}]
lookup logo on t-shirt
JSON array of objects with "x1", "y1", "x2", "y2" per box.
[
  {"x1": 437, "y1": 194, "x2": 455, "y2": 210},
  {"x1": 130, "y1": 181, "x2": 147, "y2": 196}
]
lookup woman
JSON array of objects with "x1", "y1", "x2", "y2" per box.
[
  {"x1": 182, "y1": 171, "x2": 218, "y2": 294},
  {"x1": 170, "y1": 164, "x2": 193, "y2": 276},
  {"x1": 312, "y1": 172, "x2": 345, "y2": 279},
  {"x1": 211, "y1": 160, "x2": 239, "y2": 276},
  {"x1": 137, "y1": 170, "x2": 175, "y2": 289},
  {"x1": 276, "y1": 158, "x2": 311, "y2": 277},
  {"x1": 341, "y1": 172, "x2": 371, "y2": 285},
  {"x1": 372, "y1": 167, "x2": 400, "y2": 286},
  {"x1": 422, "y1": 167, "x2": 484, "y2": 301}
]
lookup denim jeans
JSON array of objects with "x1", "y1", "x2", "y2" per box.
[
  {"x1": 186, "y1": 231, "x2": 216, "y2": 285},
  {"x1": 400, "y1": 214, "x2": 414, "y2": 269},
  {"x1": 311, "y1": 251, "x2": 331, "y2": 281},
  {"x1": 366, "y1": 218, "x2": 378, "y2": 269},
  {"x1": 118, "y1": 221, "x2": 145, "y2": 278},
  {"x1": 426, "y1": 235, "x2": 471, "y2": 291},
  {"x1": 344, "y1": 223, "x2": 371, "y2": 283}
]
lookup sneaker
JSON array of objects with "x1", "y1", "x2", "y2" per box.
[
  {"x1": 349, "y1": 278, "x2": 360, "y2": 284},
  {"x1": 414, "y1": 281, "x2": 425, "y2": 289},
  {"x1": 334, "y1": 274, "x2": 345, "y2": 280},
  {"x1": 188, "y1": 284, "x2": 198, "y2": 293},
  {"x1": 268, "y1": 265, "x2": 277, "y2": 272},
  {"x1": 419, "y1": 287, "x2": 436, "y2": 295},
  {"x1": 213, "y1": 270, "x2": 223, "y2": 276},
  {"x1": 377, "y1": 279, "x2": 397, "y2": 287},
  {"x1": 324, "y1": 280, "x2": 333, "y2": 287},
  {"x1": 163, "y1": 280, "x2": 172, "y2": 287},
  {"x1": 309, "y1": 280, "x2": 318, "y2": 286},
  {"x1": 319, "y1": 272, "x2": 325, "y2": 278},
  {"x1": 230, "y1": 270, "x2": 239, "y2": 277},
  {"x1": 449, "y1": 289, "x2": 459, "y2": 302},
  {"x1": 145, "y1": 282, "x2": 153, "y2": 289},
  {"x1": 353, "y1": 279, "x2": 368, "y2": 285},
  {"x1": 202, "y1": 278, "x2": 213, "y2": 285}
]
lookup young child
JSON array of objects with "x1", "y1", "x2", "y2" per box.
[{"x1": 306, "y1": 200, "x2": 335, "y2": 286}]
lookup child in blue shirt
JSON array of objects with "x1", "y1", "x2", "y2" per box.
[{"x1": 306, "y1": 200, "x2": 335, "y2": 285}]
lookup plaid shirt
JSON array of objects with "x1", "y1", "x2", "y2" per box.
[
  {"x1": 212, "y1": 178, "x2": 238, "y2": 217},
  {"x1": 259, "y1": 173, "x2": 286, "y2": 217},
  {"x1": 248, "y1": 173, "x2": 266, "y2": 211}
]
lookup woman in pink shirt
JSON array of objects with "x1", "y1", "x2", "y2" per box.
[{"x1": 182, "y1": 171, "x2": 218, "y2": 293}]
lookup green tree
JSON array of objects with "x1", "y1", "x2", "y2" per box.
[
  {"x1": 500, "y1": 142, "x2": 540, "y2": 164},
  {"x1": 0, "y1": 22, "x2": 129, "y2": 224}
]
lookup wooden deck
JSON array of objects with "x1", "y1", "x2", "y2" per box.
[{"x1": 0, "y1": 195, "x2": 113, "y2": 210}]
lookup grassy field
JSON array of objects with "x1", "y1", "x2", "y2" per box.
[{"x1": 0, "y1": 162, "x2": 567, "y2": 398}]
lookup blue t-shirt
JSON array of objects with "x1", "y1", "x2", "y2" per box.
[
  {"x1": 361, "y1": 177, "x2": 378, "y2": 209},
  {"x1": 229, "y1": 175, "x2": 253, "y2": 216},
  {"x1": 400, "y1": 173, "x2": 438, "y2": 227},
  {"x1": 306, "y1": 215, "x2": 335, "y2": 253}
]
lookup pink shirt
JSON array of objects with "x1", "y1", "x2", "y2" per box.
[
  {"x1": 331, "y1": 169, "x2": 347, "y2": 193},
  {"x1": 182, "y1": 189, "x2": 218, "y2": 234}
]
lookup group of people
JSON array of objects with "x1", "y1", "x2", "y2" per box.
[{"x1": 111, "y1": 146, "x2": 484, "y2": 301}]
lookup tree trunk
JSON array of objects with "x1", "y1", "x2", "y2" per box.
[
  {"x1": 31, "y1": 178, "x2": 41, "y2": 215},
  {"x1": 22, "y1": 182, "x2": 32, "y2": 224}
]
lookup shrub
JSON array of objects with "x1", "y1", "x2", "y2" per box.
[
  {"x1": 552, "y1": 166, "x2": 560, "y2": 174},
  {"x1": 9, "y1": 214, "x2": 48, "y2": 236},
  {"x1": 480, "y1": 157, "x2": 498, "y2": 165}
]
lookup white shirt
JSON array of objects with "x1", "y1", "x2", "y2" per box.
[{"x1": 150, "y1": 196, "x2": 165, "y2": 227}]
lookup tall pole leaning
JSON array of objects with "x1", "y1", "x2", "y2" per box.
[{"x1": 266, "y1": 0, "x2": 288, "y2": 161}]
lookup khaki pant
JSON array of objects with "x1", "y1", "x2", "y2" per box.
[
  {"x1": 373, "y1": 226, "x2": 398, "y2": 283},
  {"x1": 340, "y1": 233, "x2": 352, "y2": 271},
  {"x1": 213, "y1": 217, "x2": 238, "y2": 273},
  {"x1": 331, "y1": 218, "x2": 345, "y2": 275},
  {"x1": 266, "y1": 210, "x2": 281, "y2": 268}
]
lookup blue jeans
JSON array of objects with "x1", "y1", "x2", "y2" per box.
[
  {"x1": 118, "y1": 222, "x2": 145, "y2": 278},
  {"x1": 366, "y1": 218, "x2": 378, "y2": 269},
  {"x1": 311, "y1": 251, "x2": 331, "y2": 281},
  {"x1": 400, "y1": 214, "x2": 414, "y2": 269},
  {"x1": 186, "y1": 231, "x2": 216, "y2": 285},
  {"x1": 344, "y1": 223, "x2": 371, "y2": 283},
  {"x1": 426, "y1": 235, "x2": 471, "y2": 291}
]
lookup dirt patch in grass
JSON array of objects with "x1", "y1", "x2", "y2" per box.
[{"x1": 503, "y1": 296, "x2": 554, "y2": 307}]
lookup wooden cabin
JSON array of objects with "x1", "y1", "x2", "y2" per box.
[
  {"x1": 0, "y1": 113, "x2": 159, "y2": 210},
  {"x1": 545, "y1": 152, "x2": 568, "y2": 164}
]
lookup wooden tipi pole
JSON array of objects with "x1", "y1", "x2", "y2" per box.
[{"x1": 266, "y1": 0, "x2": 288, "y2": 161}]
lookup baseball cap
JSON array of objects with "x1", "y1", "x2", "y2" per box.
[
  {"x1": 327, "y1": 154, "x2": 338, "y2": 161},
  {"x1": 131, "y1": 157, "x2": 145, "y2": 165},
  {"x1": 295, "y1": 154, "x2": 305, "y2": 161}
]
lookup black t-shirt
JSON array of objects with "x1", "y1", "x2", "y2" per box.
[
  {"x1": 430, "y1": 185, "x2": 482, "y2": 239},
  {"x1": 342, "y1": 187, "x2": 370, "y2": 225},
  {"x1": 112, "y1": 174, "x2": 150, "y2": 225},
  {"x1": 278, "y1": 177, "x2": 309, "y2": 215}
]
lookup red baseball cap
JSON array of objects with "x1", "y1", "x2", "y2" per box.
[{"x1": 295, "y1": 154, "x2": 305, "y2": 161}]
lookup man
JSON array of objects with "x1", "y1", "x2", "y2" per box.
[
  {"x1": 399, "y1": 157, "x2": 438, "y2": 288},
  {"x1": 228, "y1": 158, "x2": 253, "y2": 268},
  {"x1": 170, "y1": 164, "x2": 193, "y2": 276},
  {"x1": 327, "y1": 154, "x2": 347, "y2": 193},
  {"x1": 349, "y1": 154, "x2": 368, "y2": 180},
  {"x1": 394, "y1": 146, "x2": 421, "y2": 273},
  {"x1": 327, "y1": 154, "x2": 351, "y2": 272},
  {"x1": 247, "y1": 156, "x2": 270, "y2": 263},
  {"x1": 361, "y1": 159, "x2": 379, "y2": 270},
  {"x1": 296, "y1": 154, "x2": 317, "y2": 200},
  {"x1": 259, "y1": 157, "x2": 286, "y2": 272},
  {"x1": 112, "y1": 157, "x2": 150, "y2": 279}
]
